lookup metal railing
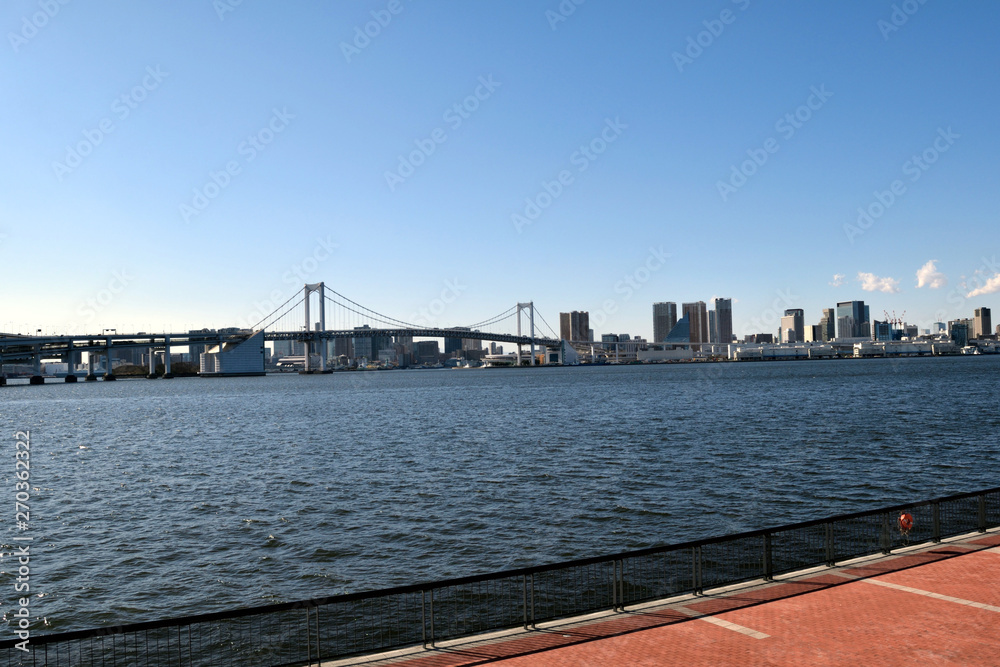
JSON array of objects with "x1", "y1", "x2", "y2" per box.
[{"x1": 1, "y1": 486, "x2": 997, "y2": 666}]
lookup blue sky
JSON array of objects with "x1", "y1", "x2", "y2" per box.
[{"x1": 3, "y1": 0, "x2": 999, "y2": 340}]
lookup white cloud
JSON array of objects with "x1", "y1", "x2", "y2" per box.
[
  {"x1": 857, "y1": 272, "x2": 900, "y2": 294},
  {"x1": 967, "y1": 273, "x2": 1000, "y2": 298},
  {"x1": 829, "y1": 273, "x2": 846, "y2": 287},
  {"x1": 915, "y1": 260, "x2": 947, "y2": 289}
]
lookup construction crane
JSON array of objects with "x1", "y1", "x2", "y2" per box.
[{"x1": 883, "y1": 310, "x2": 906, "y2": 329}]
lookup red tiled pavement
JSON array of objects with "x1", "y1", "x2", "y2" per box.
[{"x1": 348, "y1": 531, "x2": 1000, "y2": 667}]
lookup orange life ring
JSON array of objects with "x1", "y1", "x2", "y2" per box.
[{"x1": 899, "y1": 512, "x2": 914, "y2": 531}]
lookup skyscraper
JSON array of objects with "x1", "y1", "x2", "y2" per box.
[
  {"x1": 708, "y1": 309, "x2": 718, "y2": 344},
  {"x1": 559, "y1": 311, "x2": 590, "y2": 341},
  {"x1": 783, "y1": 309, "x2": 804, "y2": 344},
  {"x1": 818, "y1": 308, "x2": 835, "y2": 341},
  {"x1": 836, "y1": 300, "x2": 868, "y2": 339},
  {"x1": 780, "y1": 314, "x2": 798, "y2": 343},
  {"x1": 714, "y1": 298, "x2": 733, "y2": 344},
  {"x1": 652, "y1": 302, "x2": 677, "y2": 342},
  {"x1": 682, "y1": 301, "x2": 708, "y2": 351},
  {"x1": 974, "y1": 308, "x2": 992, "y2": 339}
]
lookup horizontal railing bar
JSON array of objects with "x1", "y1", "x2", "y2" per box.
[{"x1": 2, "y1": 485, "x2": 996, "y2": 650}]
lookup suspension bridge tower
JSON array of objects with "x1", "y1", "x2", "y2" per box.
[
  {"x1": 516, "y1": 302, "x2": 536, "y2": 366},
  {"x1": 302, "y1": 282, "x2": 327, "y2": 373}
]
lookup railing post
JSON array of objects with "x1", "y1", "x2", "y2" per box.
[
  {"x1": 530, "y1": 573, "x2": 535, "y2": 628},
  {"x1": 932, "y1": 500, "x2": 941, "y2": 542},
  {"x1": 692, "y1": 546, "x2": 703, "y2": 595},
  {"x1": 429, "y1": 589, "x2": 435, "y2": 647},
  {"x1": 314, "y1": 606, "x2": 321, "y2": 663},
  {"x1": 305, "y1": 608, "x2": 312, "y2": 666},
  {"x1": 611, "y1": 561, "x2": 617, "y2": 610},
  {"x1": 618, "y1": 559, "x2": 626, "y2": 610},
  {"x1": 764, "y1": 533, "x2": 773, "y2": 581},
  {"x1": 881, "y1": 513, "x2": 891, "y2": 554},
  {"x1": 522, "y1": 575, "x2": 528, "y2": 629},
  {"x1": 979, "y1": 494, "x2": 987, "y2": 533},
  {"x1": 825, "y1": 522, "x2": 835, "y2": 566},
  {"x1": 421, "y1": 591, "x2": 427, "y2": 648}
]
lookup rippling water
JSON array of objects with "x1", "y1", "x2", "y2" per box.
[{"x1": 2, "y1": 356, "x2": 998, "y2": 632}]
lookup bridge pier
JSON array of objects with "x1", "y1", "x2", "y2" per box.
[
  {"x1": 85, "y1": 353, "x2": 97, "y2": 381},
  {"x1": 65, "y1": 341, "x2": 77, "y2": 382},
  {"x1": 162, "y1": 337, "x2": 174, "y2": 378},
  {"x1": 147, "y1": 346, "x2": 158, "y2": 379},
  {"x1": 103, "y1": 342, "x2": 116, "y2": 381},
  {"x1": 30, "y1": 347, "x2": 43, "y2": 384}
]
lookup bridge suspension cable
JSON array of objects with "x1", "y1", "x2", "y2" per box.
[
  {"x1": 249, "y1": 293, "x2": 305, "y2": 331},
  {"x1": 323, "y1": 292, "x2": 422, "y2": 330},
  {"x1": 463, "y1": 305, "x2": 518, "y2": 330},
  {"x1": 533, "y1": 309, "x2": 560, "y2": 340}
]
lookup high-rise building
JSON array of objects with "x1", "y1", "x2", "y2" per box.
[
  {"x1": 652, "y1": 302, "x2": 677, "y2": 343},
  {"x1": 682, "y1": 302, "x2": 708, "y2": 351},
  {"x1": 559, "y1": 311, "x2": 590, "y2": 341},
  {"x1": 352, "y1": 325, "x2": 390, "y2": 361},
  {"x1": 779, "y1": 314, "x2": 798, "y2": 343},
  {"x1": 836, "y1": 300, "x2": 868, "y2": 339},
  {"x1": 352, "y1": 326, "x2": 373, "y2": 360},
  {"x1": 818, "y1": 308, "x2": 836, "y2": 341},
  {"x1": 950, "y1": 321, "x2": 969, "y2": 347},
  {"x1": 872, "y1": 320, "x2": 893, "y2": 341},
  {"x1": 444, "y1": 327, "x2": 470, "y2": 355},
  {"x1": 783, "y1": 309, "x2": 804, "y2": 343},
  {"x1": 708, "y1": 309, "x2": 718, "y2": 344},
  {"x1": 714, "y1": 298, "x2": 733, "y2": 344},
  {"x1": 974, "y1": 308, "x2": 992, "y2": 339},
  {"x1": 415, "y1": 340, "x2": 440, "y2": 364},
  {"x1": 333, "y1": 336, "x2": 353, "y2": 359}
]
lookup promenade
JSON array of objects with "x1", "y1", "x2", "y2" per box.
[{"x1": 329, "y1": 529, "x2": 1000, "y2": 666}]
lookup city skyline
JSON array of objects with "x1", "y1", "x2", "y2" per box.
[{"x1": 3, "y1": 3, "x2": 1000, "y2": 340}]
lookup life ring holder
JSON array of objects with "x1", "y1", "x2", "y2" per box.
[{"x1": 898, "y1": 512, "x2": 915, "y2": 536}]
